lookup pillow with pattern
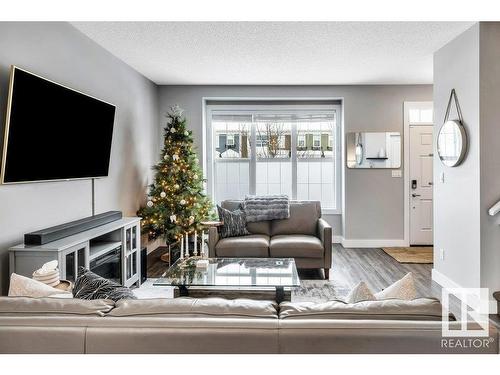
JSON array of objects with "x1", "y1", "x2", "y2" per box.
[
  {"x1": 73, "y1": 267, "x2": 137, "y2": 302},
  {"x1": 217, "y1": 205, "x2": 251, "y2": 238}
]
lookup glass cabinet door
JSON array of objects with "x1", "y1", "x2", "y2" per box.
[
  {"x1": 64, "y1": 244, "x2": 88, "y2": 282},
  {"x1": 65, "y1": 252, "x2": 75, "y2": 282},
  {"x1": 132, "y1": 226, "x2": 137, "y2": 250},
  {"x1": 123, "y1": 224, "x2": 140, "y2": 286}
]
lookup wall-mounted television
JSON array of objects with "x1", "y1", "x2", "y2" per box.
[{"x1": 1, "y1": 66, "x2": 116, "y2": 184}]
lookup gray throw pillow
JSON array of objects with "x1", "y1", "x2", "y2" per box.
[
  {"x1": 73, "y1": 267, "x2": 136, "y2": 302},
  {"x1": 217, "y1": 205, "x2": 250, "y2": 238}
]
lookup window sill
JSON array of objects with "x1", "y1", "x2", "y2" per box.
[{"x1": 322, "y1": 209, "x2": 341, "y2": 215}]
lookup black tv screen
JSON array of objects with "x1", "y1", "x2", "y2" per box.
[{"x1": 1, "y1": 66, "x2": 116, "y2": 184}]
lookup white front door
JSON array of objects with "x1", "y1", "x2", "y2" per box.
[{"x1": 409, "y1": 125, "x2": 434, "y2": 245}]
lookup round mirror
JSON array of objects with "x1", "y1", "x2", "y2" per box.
[{"x1": 437, "y1": 120, "x2": 467, "y2": 167}]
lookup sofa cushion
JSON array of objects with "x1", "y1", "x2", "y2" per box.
[
  {"x1": 221, "y1": 200, "x2": 271, "y2": 235},
  {"x1": 279, "y1": 298, "x2": 446, "y2": 321},
  {"x1": 109, "y1": 297, "x2": 278, "y2": 319},
  {"x1": 271, "y1": 201, "x2": 320, "y2": 236},
  {"x1": 269, "y1": 235, "x2": 323, "y2": 258},
  {"x1": 216, "y1": 234, "x2": 270, "y2": 257},
  {"x1": 0, "y1": 296, "x2": 114, "y2": 317},
  {"x1": 246, "y1": 221, "x2": 272, "y2": 236}
]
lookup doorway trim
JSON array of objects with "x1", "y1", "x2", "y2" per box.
[{"x1": 403, "y1": 101, "x2": 433, "y2": 247}]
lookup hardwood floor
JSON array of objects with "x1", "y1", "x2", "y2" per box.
[
  {"x1": 147, "y1": 246, "x2": 170, "y2": 278},
  {"x1": 330, "y1": 244, "x2": 437, "y2": 298}
]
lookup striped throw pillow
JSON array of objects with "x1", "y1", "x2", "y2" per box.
[{"x1": 217, "y1": 205, "x2": 250, "y2": 238}]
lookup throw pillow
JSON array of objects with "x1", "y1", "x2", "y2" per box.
[
  {"x1": 217, "y1": 205, "x2": 250, "y2": 238},
  {"x1": 344, "y1": 281, "x2": 376, "y2": 303},
  {"x1": 8, "y1": 273, "x2": 70, "y2": 298},
  {"x1": 375, "y1": 272, "x2": 417, "y2": 300},
  {"x1": 73, "y1": 267, "x2": 136, "y2": 302}
]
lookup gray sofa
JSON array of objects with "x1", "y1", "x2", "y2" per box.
[
  {"x1": 209, "y1": 200, "x2": 332, "y2": 278},
  {"x1": 0, "y1": 296, "x2": 497, "y2": 354}
]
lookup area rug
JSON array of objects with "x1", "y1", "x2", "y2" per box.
[
  {"x1": 382, "y1": 247, "x2": 433, "y2": 264},
  {"x1": 292, "y1": 280, "x2": 349, "y2": 302}
]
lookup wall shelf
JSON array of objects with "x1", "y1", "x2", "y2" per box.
[{"x1": 366, "y1": 157, "x2": 388, "y2": 160}]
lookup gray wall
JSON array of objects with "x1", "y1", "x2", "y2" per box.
[
  {"x1": 433, "y1": 24, "x2": 481, "y2": 289},
  {"x1": 434, "y1": 22, "x2": 500, "y2": 304},
  {"x1": 159, "y1": 85, "x2": 432, "y2": 240},
  {"x1": 0, "y1": 22, "x2": 159, "y2": 294}
]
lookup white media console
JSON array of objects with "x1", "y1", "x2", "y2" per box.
[{"x1": 9, "y1": 217, "x2": 142, "y2": 288}]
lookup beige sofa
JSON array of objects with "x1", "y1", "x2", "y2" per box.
[
  {"x1": 209, "y1": 200, "x2": 332, "y2": 278},
  {"x1": 0, "y1": 296, "x2": 497, "y2": 354}
]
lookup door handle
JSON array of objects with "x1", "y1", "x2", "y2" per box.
[{"x1": 412, "y1": 193, "x2": 421, "y2": 198}]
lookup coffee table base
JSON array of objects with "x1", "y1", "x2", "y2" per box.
[{"x1": 173, "y1": 286, "x2": 291, "y2": 303}]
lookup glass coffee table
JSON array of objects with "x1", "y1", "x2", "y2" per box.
[{"x1": 154, "y1": 257, "x2": 300, "y2": 303}]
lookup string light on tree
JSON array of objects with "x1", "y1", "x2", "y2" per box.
[{"x1": 137, "y1": 104, "x2": 215, "y2": 248}]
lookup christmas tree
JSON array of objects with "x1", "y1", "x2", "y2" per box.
[{"x1": 137, "y1": 105, "x2": 214, "y2": 245}]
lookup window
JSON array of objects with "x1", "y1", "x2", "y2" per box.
[
  {"x1": 297, "y1": 135, "x2": 306, "y2": 148},
  {"x1": 256, "y1": 134, "x2": 268, "y2": 148},
  {"x1": 313, "y1": 134, "x2": 321, "y2": 149},
  {"x1": 207, "y1": 104, "x2": 341, "y2": 213},
  {"x1": 409, "y1": 107, "x2": 433, "y2": 124}
]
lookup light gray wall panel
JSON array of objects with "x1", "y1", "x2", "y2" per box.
[
  {"x1": 0, "y1": 22, "x2": 159, "y2": 294},
  {"x1": 433, "y1": 24, "x2": 481, "y2": 289}
]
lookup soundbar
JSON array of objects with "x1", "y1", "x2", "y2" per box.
[{"x1": 25, "y1": 211, "x2": 123, "y2": 245}]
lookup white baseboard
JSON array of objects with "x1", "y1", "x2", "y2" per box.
[
  {"x1": 341, "y1": 238, "x2": 407, "y2": 248},
  {"x1": 432, "y1": 269, "x2": 498, "y2": 315},
  {"x1": 333, "y1": 235, "x2": 343, "y2": 244}
]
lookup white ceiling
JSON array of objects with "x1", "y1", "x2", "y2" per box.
[{"x1": 72, "y1": 22, "x2": 474, "y2": 85}]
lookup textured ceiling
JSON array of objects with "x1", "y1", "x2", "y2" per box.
[{"x1": 72, "y1": 22, "x2": 474, "y2": 85}]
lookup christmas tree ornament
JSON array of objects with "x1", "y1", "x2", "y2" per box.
[
  {"x1": 174, "y1": 184, "x2": 180, "y2": 190},
  {"x1": 146, "y1": 200, "x2": 154, "y2": 208},
  {"x1": 172, "y1": 154, "x2": 179, "y2": 161},
  {"x1": 160, "y1": 191, "x2": 166, "y2": 198},
  {"x1": 163, "y1": 154, "x2": 169, "y2": 160},
  {"x1": 171, "y1": 104, "x2": 184, "y2": 117},
  {"x1": 184, "y1": 130, "x2": 189, "y2": 136},
  {"x1": 180, "y1": 199, "x2": 186, "y2": 205},
  {"x1": 169, "y1": 214, "x2": 177, "y2": 223},
  {"x1": 170, "y1": 127, "x2": 176, "y2": 133}
]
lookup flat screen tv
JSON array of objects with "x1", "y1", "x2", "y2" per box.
[{"x1": 1, "y1": 66, "x2": 116, "y2": 184}]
